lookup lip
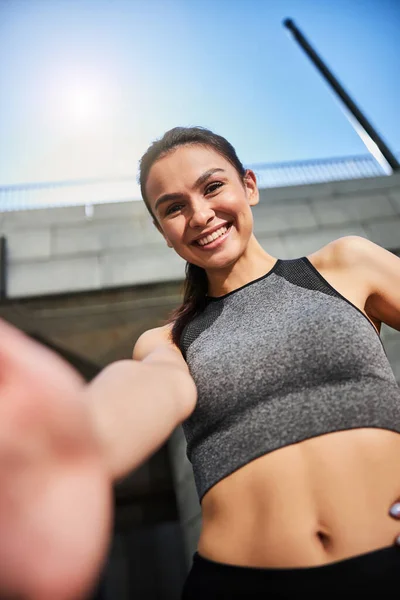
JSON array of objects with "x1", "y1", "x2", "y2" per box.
[
  {"x1": 190, "y1": 222, "x2": 231, "y2": 245},
  {"x1": 192, "y1": 223, "x2": 232, "y2": 251}
]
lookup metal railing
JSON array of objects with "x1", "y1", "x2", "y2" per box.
[
  {"x1": 1, "y1": 152, "x2": 399, "y2": 213},
  {"x1": 253, "y1": 153, "x2": 395, "y2": 188},
  {"x1": 0, "y1": 176, "x2": 140, "y2": 214}
]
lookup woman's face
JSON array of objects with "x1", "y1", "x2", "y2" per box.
[{"x1": 145, "y1": 144, "x2": 259, "y2": 271}]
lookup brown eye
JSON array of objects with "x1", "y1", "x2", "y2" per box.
[
  {"x1": 165, "y1": 203, "x2": 184, "y2": 216},
  {"x1": 205, "y1": 181, "x2": 223, "y2": 195}
]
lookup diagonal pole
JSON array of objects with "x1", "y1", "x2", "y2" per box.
[{"x1": 283, "y1": 18, "x2": 400, "y2": 173}]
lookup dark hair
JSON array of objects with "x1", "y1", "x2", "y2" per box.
[{"x1": 139, "y1": 126, "x2": 246, "y2": 347}]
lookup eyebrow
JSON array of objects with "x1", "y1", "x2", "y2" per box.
[{"x1": 154, "y1": 168, "x2": 226, "y2": 212}]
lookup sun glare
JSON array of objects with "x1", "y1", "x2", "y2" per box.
[
  {"x1": 66, "y1": 84, "x2": 99, "y2": 123},
  {"x1": 46, "y1": 67, "x2": 118, "y2": 135}
]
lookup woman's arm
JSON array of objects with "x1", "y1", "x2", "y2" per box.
[
  {"x1": 326, "y1": 235, "x2": 400, "y2": 331},
  {"x1": 0, "y1": 318, "x2": 196, "y2": 600},
  {"x1": 334, "y1": 237, "x2": 400, "y2": 541},
  {"x1": 84, "y1": 326, "x2": 197, "y2": 482}
]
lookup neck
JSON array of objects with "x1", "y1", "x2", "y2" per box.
[{"x1": 206, "y1": 235, "x2": 277, "y2": 297}]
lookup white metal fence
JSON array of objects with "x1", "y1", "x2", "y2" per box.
[{"x1": 1, "y1": 153, "x2": 399, "y2": 213}]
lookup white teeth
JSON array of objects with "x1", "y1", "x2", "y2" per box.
[{"x1": 197, "y1": 225, "x2": 228, "y2": 246}]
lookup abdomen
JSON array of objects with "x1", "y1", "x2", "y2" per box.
[{"x1": 199, "y1": 428, "x2": 400, "y2": 568}]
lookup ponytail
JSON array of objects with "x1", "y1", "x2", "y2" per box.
[{"x1": 170, "y1": 262, "x2": 208, "y2": 346}]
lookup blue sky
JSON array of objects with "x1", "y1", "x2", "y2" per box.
[{"x1": 0, "y1": 0, "x2": 399, "y2": 189}]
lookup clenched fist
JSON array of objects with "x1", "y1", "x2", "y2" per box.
[{"x1": 0, "y1": 319, "x2": 112, "y2": 600}]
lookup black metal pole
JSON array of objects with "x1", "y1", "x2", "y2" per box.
[{"x1": 283, "y1": 18, "x2": 400, "y2": 172}]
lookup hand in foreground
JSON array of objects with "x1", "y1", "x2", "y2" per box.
[{"x1": 0, "y1": 319, "x2": 112, "y2": 600}]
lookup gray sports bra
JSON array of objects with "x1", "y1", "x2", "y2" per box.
[{"x1": 179, "y1": 257, "x2": 400, "y2": 501}]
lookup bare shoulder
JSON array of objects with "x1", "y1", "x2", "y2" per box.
[
  {"x1": 308, "y1": 235, "x2": 376, "y2": 270},
  {"x1": 309, "y1": 235, "x2": 400, "y2": 330},
  {"x1": 306, "y1": 236, "x2": 374, "y2": 302},
  {"x1": 309, "y1": 234, "x2": 398, "y2": 276},
  {"x1": 133, "y1": 324, "x2": 179, "y2": 361}
]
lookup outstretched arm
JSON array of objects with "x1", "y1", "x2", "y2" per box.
[
  {"x1": 0, "y1": 318, "x2": 195, "y2": 600},
  {"x1": 84, "y1": 326, "x2": 197, "y2": 482}
]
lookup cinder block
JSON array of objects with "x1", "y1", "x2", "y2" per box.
[
  {"x1": 8, "y1": 256, "x2": 101, "y2": 297},
  {"x1": 258, "y1": 186, "x2": 308, "y2": 204},
  {"x1": 7, "y1": 228, "x2": 51, "y2": 262},
  {"x1": 51, "y1": 218, "x2": 160, "y2": 257},
  {"x1": 256, "y1": 235, "x2": 289, "y2": 259},
  {"x1": 100, "y1": 246, "x2": 186, "y2": 287},
  {"x1": 51, "y1": 223, "x2": 102, "y2": 255},
  {"x1": 99, "y1": 221, "x2": 148, "y2": 249},
  {"x1": 364, "y1": 219, "x2": 400, "y2": 250},
  {"x1": 91, "y1": 200, "x2": 147, "y2": 220},
  {"x1": 312, "y1": 194, "x2": 396, "y2": 226},
  {"x1": 345, "y1": 194, "x2": 396, "y2": 221},
  {"x1": 253, "y1": 202, "x2": 317, "y2": 234},
  {"x1": 298, "y1": 181, "x2": 336, "y2": 199},
  {"x1": 311, "y1": 199, "x2": 353, "y2": 226},
  {"x1": 1, "y1": 205, "x2": 86, "y2": 230},
  {"x1": 282, "y1": 224, "x2": 368, "y2": 259},
  {"x1": 141, "y1": 220, "x2": 167, "y2": 245},
  {"x1": 388, "y1": 191, "x2": 400, "y2": 214},
  {"x1": 282, "y1": 232, "x2": 330, "y2": 259},
  {"x1": 258, "y1": 181, "x2": 334, "y2": 204},
  {"x1": 331, "y1": 175, "x2": 396, "y2": 195}
]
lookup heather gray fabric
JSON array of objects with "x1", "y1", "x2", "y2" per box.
[{"x1": 179, "y1": 257, "x2": 400, "y2": 502}]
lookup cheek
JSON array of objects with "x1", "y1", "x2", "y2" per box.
[
  {"x1": 230, "y1": 198, "x2": 254, "y2": 228},
  {"x1": 223, "y1": 189, "x2": 251, "y2": 213},
  {"x1": 162, "y1": 220, "x2": 186, "y2": 244}
]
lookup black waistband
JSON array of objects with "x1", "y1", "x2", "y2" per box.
[{"x1": 182, "y1": 546, "x2": 400, "y2": 599}]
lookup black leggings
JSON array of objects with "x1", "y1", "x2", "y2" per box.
[{"x1": 181, "y1": 546, "x2": 400, "y2": 599}]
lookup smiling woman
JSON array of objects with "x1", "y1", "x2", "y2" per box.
[
  {"x1": 135, "y1": 126, "x2": 400, "y2": 599},
  {"x1": 139, "y1": 127, "x2": 272, "y2": 345},
  {"x1": 145, "y1": 144, "x2": 259, "y2": 270}
]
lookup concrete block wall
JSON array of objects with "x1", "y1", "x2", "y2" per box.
[
  {"x1": 1, "y1": 200, "x2": 184, "y2": 297},
  {"x1": 2, "y1": 173, "x2": 400, "y2": 569},
  {"x1": 2, "y1": 173, "x2": 400, "y2": 299}
]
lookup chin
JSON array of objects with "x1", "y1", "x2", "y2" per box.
[{"x1": 201, "y1": 254, "x2": 241, "y2": 272}]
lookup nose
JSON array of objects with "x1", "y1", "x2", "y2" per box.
[{"x1": 189, "y1": 200, "x2": 215, "y2": 228}]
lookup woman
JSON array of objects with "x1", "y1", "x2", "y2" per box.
[
  {"x1": 137, "y1": 126, "x2": 400, "y2": 597},
  {"x1": 0, "y1": 126, "x2": 399, "y2": 599}
]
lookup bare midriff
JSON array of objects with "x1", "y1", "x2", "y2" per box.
[{"x1": 198, "y1": 428, "x2": 400, "y2": 568}]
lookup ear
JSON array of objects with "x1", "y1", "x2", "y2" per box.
[
  {"x1": 153, "y1": 219, "x2": 173, "y2": 248},
  {"x1": 243, "y1": 170, "x2": 259, "y2": 207}
]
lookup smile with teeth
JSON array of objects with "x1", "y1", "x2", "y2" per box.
[{"x1": 195, "y1": 225, "x2": 230, "y2": 246}]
